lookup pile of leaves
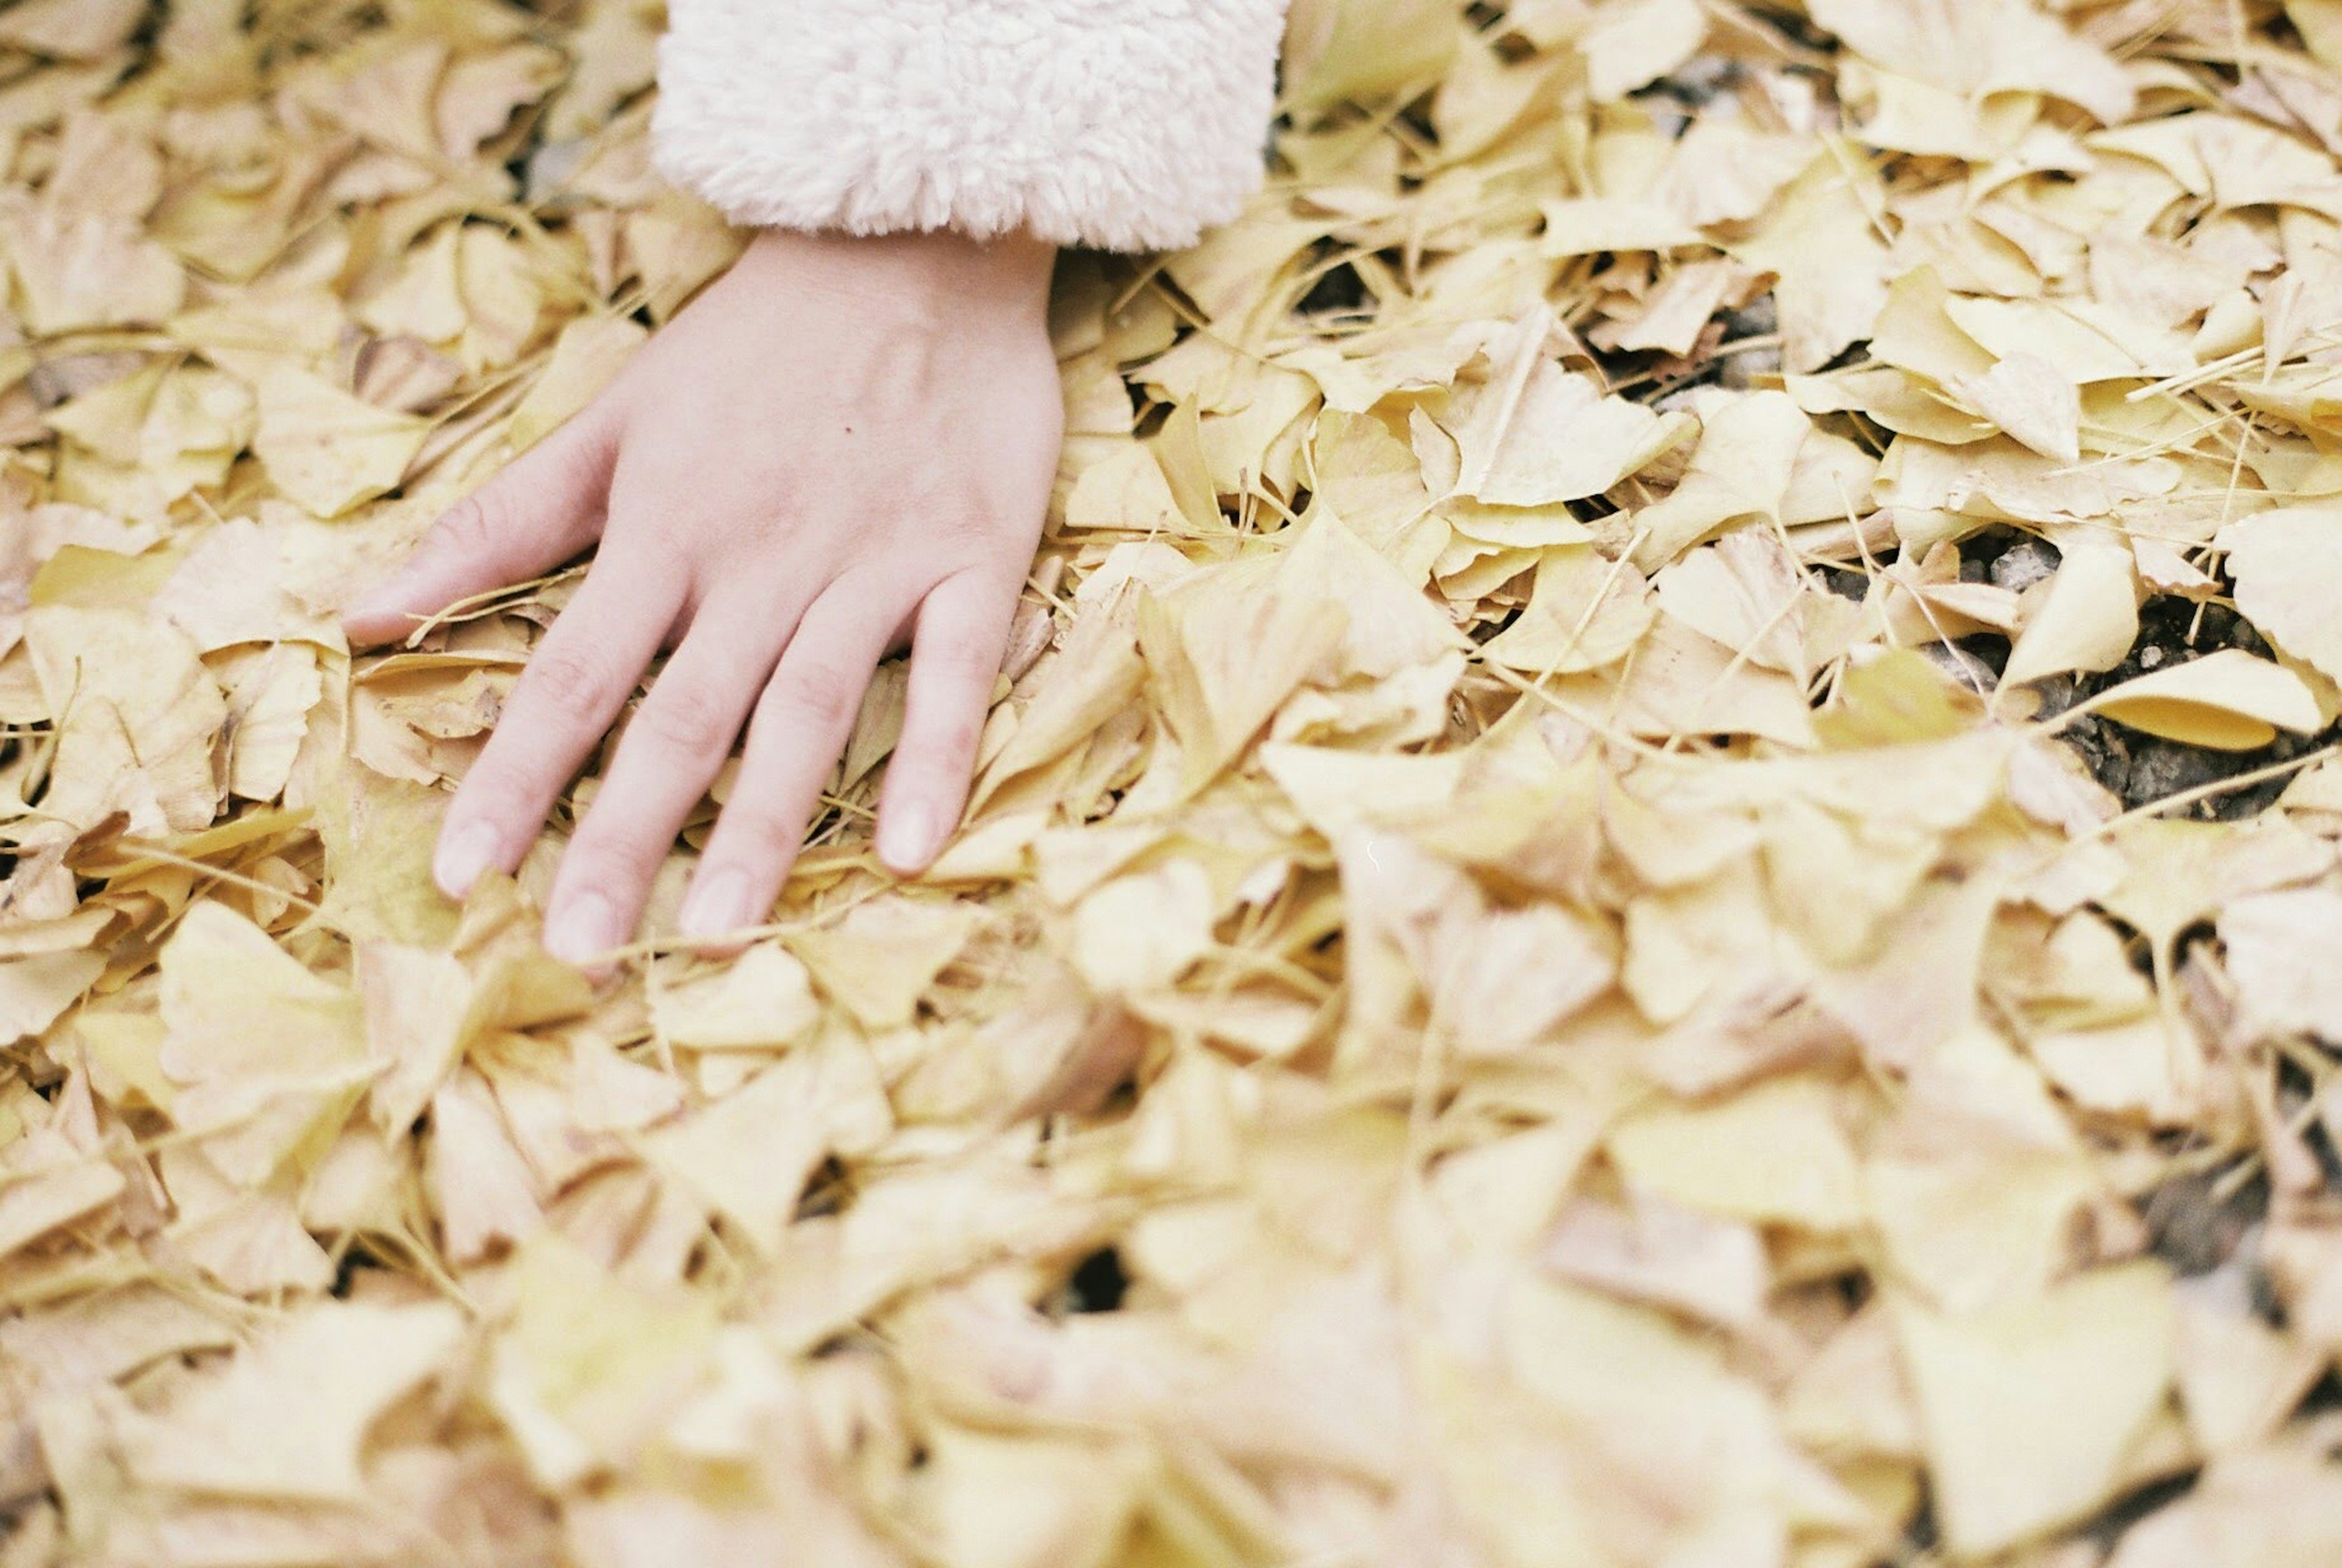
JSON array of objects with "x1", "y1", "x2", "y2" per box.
[{"x1": 11, "y1": 0, "x2": 2342, "y2": 1561}]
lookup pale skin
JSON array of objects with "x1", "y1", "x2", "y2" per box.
[{"x1": 343, "y1": 227, "x2": 1062, "y2": 965}]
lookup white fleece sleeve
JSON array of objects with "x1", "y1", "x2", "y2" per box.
[{"x1": 650, "y1": 0, "x2": 1288, "y2": 253}]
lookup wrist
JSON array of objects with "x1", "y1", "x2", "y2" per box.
[{"x1": 740, "y1": 227, "x2": 1057, "y2": 321}]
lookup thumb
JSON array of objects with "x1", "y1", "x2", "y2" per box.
[{"x1": 343, "y1": 409, "x2": 619, "y2": 648}]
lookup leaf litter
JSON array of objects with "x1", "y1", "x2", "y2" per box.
[{"x1": 10, "y1": 0, "x2": 2342, "y2": 1563}]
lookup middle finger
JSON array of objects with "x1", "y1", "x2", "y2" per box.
[
  {"x1": 679, "y1": 575, "x2": 907, "y2": 940},
  {"x1": 540, "y1": 579, "x2": 798, "y2": 962},
  {"x1": 435, "y1": 549, "x2": 682, "y2": 900}
]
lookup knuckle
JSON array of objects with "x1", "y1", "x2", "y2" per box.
[
  {"x1": 927, "y1": 625, "x2": 1003, "y2": 682},
  {"x1": 767, "y1": 660, "x2": 863, "y2": 734},
  {"x1": 926, "y1": 714, "x2": 984, "y2": 768},
  {"x1": 636, "y1": 682, "x2": 737, "y2": 762},
  {"x1": 524, "y1": 646, "x2": 617, "y2": 713},
  {"x1": 565, "y1": 829, "x2": 663, "y2": 891},
  {"x1": 451, "y1": 756, "x2": 533, "y2": 820},
  {"x1": 716, "y1": 800, "x2": 800, "y2": 863},
  {"x1": 431, "y1": 492, "x2": 506, "y2": 558},
  {"x1": 568, "y1": 804, "x2": 673, "y2": 882}
]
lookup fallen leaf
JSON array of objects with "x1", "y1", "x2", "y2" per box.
[{"x1": 1894, "y1": 1262, "x2": 2176, "y2": 1557}]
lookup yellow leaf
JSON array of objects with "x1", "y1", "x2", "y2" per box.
[
  {"x1": 1607, "y1": 1076, "x2": 1864, "y2": 1231},
  {"x1": 428, "y1": 1067, "x2": 545, "y2": 1262},
  {"x1": 251, "y1": 368, "x2": 431, "y2": 518},
  {"x1": 2218, "y1": 504, "x2": 2342, "y2": 684},
  {"x1": 159, "y1": 901, "x2": 365, "y2": 1084},
  {"x1": 911, "y1": 1422, "x2": 1150, "y2": 1568},
  {"x1": 25, "y1": 605, "x2": 226, "y2": 836},
  {"x1": 1581, "y1": 0, "x2": 1706, "y2": 102},
  {"x1": 788, "y1": 898, "x2": 978, "y2": 1031},
  {"x1": 1537, "y1": 196, "x2": 1703, "y2": 257},
  {"x1": 2219, "y1": 888, "x2": 2342, "y2": 1041},
  {"x1": 651, "y1": 942, "x2": 821, "y2": 1051},
  {"x1": 1070, "y1": 860, "x2": 1216, "y2": 995},
  {"x1": 2000, "y1": 539, "x2": 2139, "y2": 688},
  {"x1": 1894, "y1": 1262, "x2": 2175, "y2": 1557},
  {"x1": 0, "y1": 951, "x2": 104, "y2": 1045},
  {"x1": 1281, "y1": 0, "x2": 1459, "y2": 109},
  {"x1": 2075, "y1": 648, "x2": 2323, "y2": 750},
  {"x1": 1478, "y1": 545, "x2": 1655, "y2": 674},
  {"x1": 1447, "y1": 309, "x2": 1695, "y2": 507},
  {"x1": 0, "y1": 1139, "x2": 124, "y2": 1259},
  {"x1": 116, "y1": 1300, "x2": 464, "y2": 1500},
  {"x1": 1630, "y1": 390, "x2": 1816, "y2": 570},
  {"x1": 1, "y1": 198, "x2": 184, "y2": 334},
  {"x1": 212, "y1": 643, "x2": 323, "y2": 803},
  {"x1": 646, "y1": 1036, "x2": 889, "y2": 1251},
  {"x1": 1952, "y1": 353, "x2": 2082, "y2": 464},
  {"x1": 2174, "y1": 1267, "x2": 2326, "y2": 1455},
  {"x1": 507, "y1": 313, "x2": 648, "y2": 451},
  {"x1": 1136, "y1": 555, "x2": 1349, "y2": 794},
  {"x1": 0, "y1": 0, "x2": 145, "y2": 57}
]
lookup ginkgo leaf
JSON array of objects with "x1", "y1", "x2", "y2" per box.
[
  {"x1": 2218, "y1": 504, "x2": 2342, "y2": 684},
  {"x1": 1952, "y1": 353, "x2": 2082, "y2": 464},
  {"x1": 1581, "y1": 0, "x2": 1706, "y2": 102},
  {"x1": 2074, "y1": 650, "x2": 2324, "y2": 750},
  {"x1": 1607, "y1": 1077, "x2": 1864, "y2": 1231},
  {"x1": 251, "y1": 368, "x2": 432, "y2": 518},
  {"x1": 25, "y1": 605, "x2": 227, "y2": 835},
  {"x1": 645, "y1": 1037, "x2": 889, "y2": 1251},
  {"x1": 116, "y1": 1300, "x2": 465, "y2": 1500},
  {"x1": 507, "y1": 313, "x2": 648, "y2": 450},
  {"x1": 214, "y1": 643, "x2": 323, "y2": 803},
  {"x1": 12, "y1": 2, "x2": 2342, "y2": 1559},
  {"x1": 1447, "y1": 310, "x2": 1694, "y2": 507},
  {"x1": 3, "y1": 200, "x2": 186, "y2": 333},
  {"x1": 2219, "y1": 888, "x2": 2342, "y2": 1040},
  {"x1": 651, "y1": 943, "x2": 821, "y2": 1051},
  {"x1": 0, "y1": 0, "x2": 145, "y2": 55},
  {"x1": 1895, "y1": 1262, "x2": 2175, "y2": 1556},
  {"x1": 2000, "y1": 538, "x2": 2139, "y2": 689}
]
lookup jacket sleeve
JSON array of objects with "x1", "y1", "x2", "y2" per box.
[{"x1": 650, "y1": 0, "x2": 1290, "y2": 253}]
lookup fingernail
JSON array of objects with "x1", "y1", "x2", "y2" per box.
[
  {"x1": 348, "y1": 565, "x2": 422, "y2": 625},
  {"x1": 879, "y1": 801, "x2": 939, "y2": 872},
  {"x1": 679, "y1": 866, "x2": 753, "y2": 937},
  {"x1": 543, "y1": 890, "x2": 624, "y2": 965},
  {"x1": 434, "y1": 820, "x2": 503, "y2": 898}
]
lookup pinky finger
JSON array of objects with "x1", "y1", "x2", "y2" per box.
[{"x1": 875, "y1": 567, "x2": 1020, "y2": 874}]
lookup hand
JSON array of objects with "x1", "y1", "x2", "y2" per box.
[{"x1": 344, "y1": 228, "x2": 1062, "y2": 965}]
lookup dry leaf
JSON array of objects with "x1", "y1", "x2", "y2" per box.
[
  {"x1": 1894, "y1": 1262, "x2": 2176, "y2": 1557},
  {"x1": 2074, "y1": 650, "x2": 2324, "y2": 750},
  {"x1": 5, "y1": 2, "x2": 2340, "y2": 1558}
]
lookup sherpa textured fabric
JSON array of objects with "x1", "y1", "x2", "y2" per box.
[{"x1": 651, "y1": 0, "x2": 1289, "y2": 252}]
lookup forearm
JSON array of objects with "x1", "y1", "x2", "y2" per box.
[{"x1": 650, "y1": 0, "x2": 1290, "y2": 252}]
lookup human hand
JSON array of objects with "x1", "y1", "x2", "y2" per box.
[{"x1": 345, "y1": 227, "x2": 1062, "y2": 964}]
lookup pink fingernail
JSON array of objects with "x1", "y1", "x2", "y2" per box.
[
  {"x1": 879, "y1": 801, "x2": 939, "y2": 872},
  {"x1": 348, "y1": 565, "x2": 423, "y2": 625},
  {"x1": 544, "y1": 890, "x2": 625, "y2": 965},
  {"x1": 679, "y1": 866, "x2": 754, "y2": 937},
  {"x1": 434, "y1": 820, "x2": 503, "y2": 898}
]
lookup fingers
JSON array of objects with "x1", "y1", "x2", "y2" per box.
[
  {"x1": 539, "y1": 587, "x2": 792, "y2": 964},
  {"x1": 343, "y1": 408, "x2": 618, "y2": 648},
  {"x1": 432, "y1": 550, "x2": 682, "y2": 901},
  {"x1": 679, "y1": 581, "x2": 902, "y2": 939},
  {"x1": 875, "y1": 568, "x2": 1020, "y2": 874}
]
